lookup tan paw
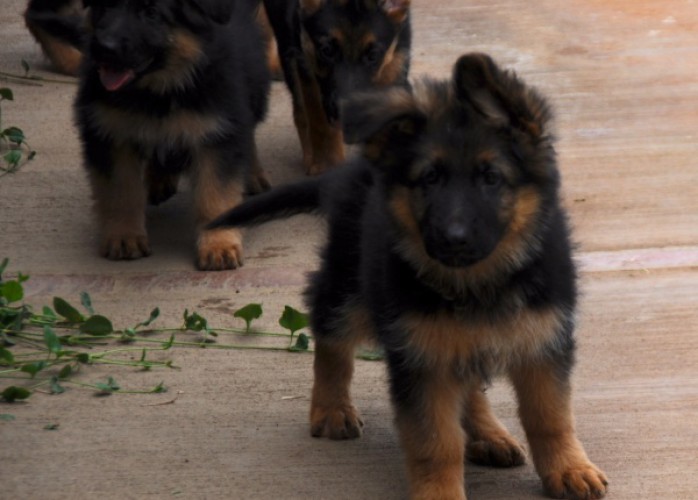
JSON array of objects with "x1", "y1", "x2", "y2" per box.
[
  {"x1": 100, "y1": 233, "x2": 151, "y2": 260},
  {"x1": 197, "y1": 228, "x2": 243, "y2": 270},
  {"x1": 467, "y1": 434, "x2": 527, "y2": 468},
  {"x1": 310, "y1": 404, "x2": 364, "y2": 440},
  {"x1": 543, "y1": 463, "x2": 608, "y2": 499}
]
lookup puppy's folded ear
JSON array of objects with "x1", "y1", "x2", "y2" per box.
[
  {"x1": 378, "y1": 0, "x2": 411, "y2": 24},
  {"x1": 341, "y1": 87, "x2": 425, "y2": 167},
  {"x1": 454, "y1": 52, "x2": 551, "y2": 139}
]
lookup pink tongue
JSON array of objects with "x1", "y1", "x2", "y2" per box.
[{"x1": 99, "y1": 66, "x2": 135, "y2": 91}]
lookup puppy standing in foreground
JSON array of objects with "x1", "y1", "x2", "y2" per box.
[
  {"x1": 74, "y1": 0, "x2": 270, "y2": 270},
  {"x1": 210, "y1": 53, "x2": 608, "y2": 499}
]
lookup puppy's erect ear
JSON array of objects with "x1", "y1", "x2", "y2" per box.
[
  {"x1": 454, "y1": 52, "x2": 550, "y2": 139},
  {"x1": 342, "y1": 87, "x2": 425, "y2": 167},
  {"x1": 378, "y1": 0, "x2": 410, "y2": 24}
]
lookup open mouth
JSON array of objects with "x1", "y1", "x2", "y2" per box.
[{"x1": 98, "y1": 64, "x2": 136, "y2": 92}]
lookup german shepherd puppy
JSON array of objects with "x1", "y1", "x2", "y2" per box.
[
  {"x1": 24, "y1": 0, "x2": 85, "y2": 75},
  {"x1": 263, "y1": 0, "x2": 411, "y2": 175},
  {"x1": 24, "y1": 0, "x2": 281, "y2": 79},
  {"x1": 74, "y1": 0, "x2": 271, "y2": 270},
  {"x1": 209, "y1": 53, "x2": 608, "y2": 499}
]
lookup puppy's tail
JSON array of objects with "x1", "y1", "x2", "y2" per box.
[{"x1": 206, "y1": 177, "x2": 322, "y2": 230}]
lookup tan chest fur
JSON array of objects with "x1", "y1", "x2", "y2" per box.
[
  {"x1": 87, "y1": 103, "x2": 227, "y2": 149},
  {"x1": 399, "y1": 306, "x2": 566, "y2": 373}
]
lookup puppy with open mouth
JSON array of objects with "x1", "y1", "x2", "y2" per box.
[{"x1": 74, "y1": 0, "x2": 271, "y2": 270}]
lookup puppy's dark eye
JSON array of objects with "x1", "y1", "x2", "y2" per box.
[
  {"x1": 363, "y1": 44, "x2": 382, "y2": 65},
  {"x1": 481, "y1": 168, "x2": 502, "y2": 187},
  {"x1": 141, "y1": 0, "x2": 158, "y2": 18},
  {"x1": 420, "y1": 166, "x2": 442, "y2": 185},
  {"x1": 318, "y1": 40, "x2": 339, "y2": 62}
]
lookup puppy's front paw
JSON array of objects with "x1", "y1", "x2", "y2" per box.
[
  {"x1": 197, "y1": 228, "x2": 243, "y2": 270},
  {"x1": 542, "y1": 462, "x2": 608, "y2": 499},
  {"x1": 467, "y1": 434, "x2": 527, "y2": 468},
  {"x1": 101, "y1": 233, "x2": 151, "y2": 260},
  {"x1": 310, "y1": 404, "x2": 364, "y2": 439}
]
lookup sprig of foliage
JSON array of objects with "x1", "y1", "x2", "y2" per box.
[
  {"x1": 0, "y1": 87, "x2": 36, "y2": 176},
  {"x1": 0, "y1": 259, "x2": 326, "y2": 404}
]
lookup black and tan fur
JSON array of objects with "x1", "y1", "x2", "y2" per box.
[
  {"x1": 23, "y1": 0, "x2": 281, "y2": 79},
  {"x1": 24, "y1": 0, "x2": 85, "y2": 75},
  {"x1": 209, "y1": 53, "x2": 608, "y2": 499},
  {"x1": 263, "y1": 0, "x2": 411, "y2": 175},
  {"x1": 74, "y1": 0, "x2": 271, "y2": 270}
]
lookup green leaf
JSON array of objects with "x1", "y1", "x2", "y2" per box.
[
  {"x1": 20, "y1": 361, "x2": 46, "y2": 377},
  {"x1": 42, "y1": 306, "x2": 57, "y2": 321},
  {"x1": 0, "y1": 413, "x2": 16, "y2": 421},
  {"x1": 53, "y1": 297, "x2": 84, "y2": 323},
  {"x1": 0, "y1": 258, "x2": 8, "y2": 278},
  {"x1": 234, "y1": 303, "x2": 263, "y2": 332},
  {"x1": 43, "y1": 423, "x2": 60, "y2": 430},
  {"x1": 94, "y1": 376, "x2": 120, "y2": 394},
  {"x1": 356, "y1": 349, "x2": 385, "y2": 361},
  {"x1": 76, "y1": 353, "x2": 91, "y2": 363},
  {"x1": 3, "y1": 150, "x2": 21, "y2": 167},
  {"x1": 135, "y1": 307, "x2": 160, "y2": 329},
  {"x1": 290, "y1": 332, "x2": 310, "y2": 352},
  {"x1": 79, "y1": 315, "x2": 113, "y2": 335},
  {"x1": 43, "y1": 326, "x2": 61, "y2": 355},
  {"x1": 0, "y1": 88, "x2": 13, "y2": 100},
  {"x1": 3, "y1": 127, "x2": 25, "y2": 145},
  {"x1": 279, "y1": 306, "x2": 309, "y2": 335},
  {"x1": 120, "y1": 328, "x2": 136, "y2": 342},
  {"x1": 1, "y1": 386, "x2": 31, "y2": 402},
  {"x1": 0, "y1": 280, "x2": 23, "y2": 303},
  {"x1": 183, "y1": 309, "x2": 208, "y2": 332},
  {"x1": 80, "y1": 291, "x2": 95, "y2": 315},
  {"x1": 0, "y1": 347, "x2": 14, "y2": 365},
  {"x1": 50, "y1": 376, "x2": 65, "y2": 394},
  {"x1": 151, "y1": 382, "x2": 167, "y2": 393},
  {"x1": 58, "y1": 364, "x2": 73, "y2": 379}
]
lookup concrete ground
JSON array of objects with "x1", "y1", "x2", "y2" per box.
[{"x1": 1, "y1": 0, "x2": 697, "y2": 498}]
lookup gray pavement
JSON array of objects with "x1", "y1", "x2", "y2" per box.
[{"x1": 1, "y1": 1, "x2": 697, "y2": 498}]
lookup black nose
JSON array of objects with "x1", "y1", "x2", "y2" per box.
[{"x1": 442, "y1": 220, "x2": 471, "y2": 247}]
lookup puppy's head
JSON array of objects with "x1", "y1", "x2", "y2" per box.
[
  {"x1": 82, "y1": 0, "x2": 234, "y2": 92},
  {"x1": 343, "y1": 53, "x2": 557, "y2": 275},
  {"x1": 298, "y1": 0, "x2": 411, "y2": 124}
]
